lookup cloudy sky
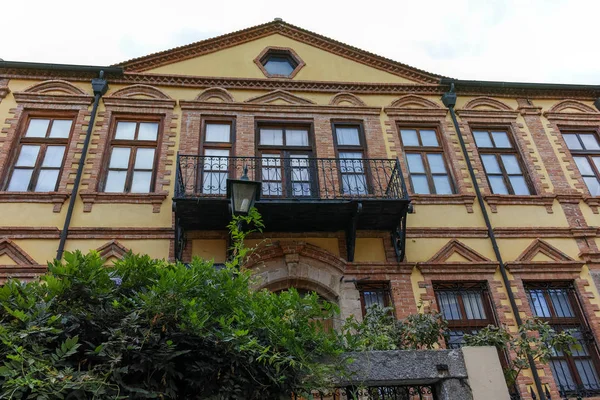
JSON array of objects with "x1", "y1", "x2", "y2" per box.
[{"x1": 2, "y1": 0, "x2": 598, "y2": 84}]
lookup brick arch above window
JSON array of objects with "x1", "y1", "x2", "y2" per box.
[
  {"x1": 463, "y1": 97, "x2": 514, "y2": 111},
  {"x1": 22, "y1": 80, "x2": 88, "y2": 96},
  {"x1": 109, "y1": 84, "x2": 172, "y2": 100},
  {"x1": 387, "y1": 94, "x2": 443, "y2": 110},
  {"x1": 548, "y1": 100, "x2": 598, "y2": 115},
  {"x1": 329, "y1": 92, "x2": 366, "y2": 107},
  {"x1": 195, "y1": 87, "x2": 235, "y2": 103}
]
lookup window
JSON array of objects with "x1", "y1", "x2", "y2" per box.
[
  {"x1": 333, "y1": 124, "x2": 368, "y2": 196},
  {"x1": 433, "y1": 282, "x2": 495, "y2": 349},
  {"x1": 562, "y1": 132, "x2": 600, "y2": 196},
  {"x1": 472, "y1": 129, "x2": 532, "y2": 195},
  {"x1": 5, "y1": 116, "x2": 73, "y2": 192},
  {"x1": 399, "y1": 128, "x2": 454, "y2": 194},
  {"x1": 525, "y1": 282, "x2": 600, "y2": 395},
  {"x1": 103, "y1": 119, "x2": 159, "y2": 193},
  {"x1": 256, "y1": 48, "x2": 303, "y2": 78},
  {"x1": 357, "y1": 282, "x2": 392, "y2": 317},
  {"x1": 257, "y1": 123, "x2": 314, "y2": 197},
  {"x1": 200, "y1": 121, "x2": 234, "y2": 195}
]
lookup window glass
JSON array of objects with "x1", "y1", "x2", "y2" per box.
[
  {"x1": 433, "y1": 176, "x2": 452, "y2": 194},
  {"x1": 580, "y1": 134, "x2": 600, "y2": 150},
  {"x1": 260, "y1": 129, "x2": 283, "y2": 146},
  {"x1": 104, "y1": 171, "x2": 127, "y2": 192},
  {"x1": 263, "y1": 56, "x2": 295, "y2": 76},
  {"x1": 7, "y1": 170, "x2": 34, "y2": 191},
  {"x1": 473, "y1": 131, "x2": 493, "y2": 148},
  {"x1": 109, "y1": 148, "x2": 131, "y2": 169},
  {"x1": 115, "y1": 122, "x2": 136, "y2": 140},
  {"x1": 336, "y1": 127, "x2": 361, "y2": 146},
  {"x1": 489, "y1": 176, "x2": 509, "y2": 194},
  {"x1": 15, "y1": 145, "x2": 40, "y2": 167},
  {"x1": 563, "y1": 134, "x2": 582, "y2": 150},
  {"x1": 134, "y1": 148, "x2": 155, "y2": 170},
  {"x1": 42, "y1": 146, "x2": 65, "y2": 167},
  {"x1": 420, "y1": 130, "x2": 438, "y2": 146},
  {"x1": 400, "y1": 129, "x2": 419, "y2": 146},
  {"x1": 138, "y1": 122, "x2": 159, "y2": 141},
  {"x1": 35, "y1": 170, "x2": 60, "y2": 192},
  {"x1": 49, "y1": 120, "x2": 72, "y2": 138},
  {"x1": 463, "y1": 292, "x2": 486, "y2": 319},
  {"x1": 131, "y1": 171, "x2": 152, "y2": 193},
  {"x1": 427, "y1": 153, "x2": 446, "y2": 173},
  {"x1": 286, "y1": 129, "x2": 309, "y2": 146},
  {"x1": 437, "y1": 292, "x2": 462, "y2": 320},
  {"x1": 481, "y1": 154, "x2": 501, "y2": 174},
  {"x1": 406, "y1": 154, "x2": 425, "y2": 173},
  {"x1": 205, "y1": 123, "x2": 230, "y2": 143},
  {"x1": 509, "y1": 176, "x2": 530, "y2": 195},
  {"x1": 26, "y1": 119, "x2": 49, "y2": 138},
  {"x1": 491, "y1": 131, "x2": 511, "y2": 148},
  {"x1": 501, "y1": 154, "x2": 522, "y2": 174},
  {"x1": 574, "y1": 157, "x2": 594, "y2": 176}
]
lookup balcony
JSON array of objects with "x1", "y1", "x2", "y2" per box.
[{"x1": 173, "y1": 154, "x2": 411, "y2": 261}]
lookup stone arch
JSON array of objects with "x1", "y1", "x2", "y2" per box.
[
  {"x1": 23, "y1": 80, "x2": 87, "y2": 96},
  {"x1": 247, "y1": 241, "x2": 362, "y2": 321},
  {"x1": 463, "y1": 97, "x2": 513, "y2": 111},
  {"x1": 329, "y1": 92, "x2": 366, "y2": 107},
  {"x1": 387, "y1": 94, "x2": 442, "y2": 109},
  {"x1": 195, "y1": 87, "x2": 235, "y2": 102},
  {"x1": 548, "y1": 100, "x2": 598, "y2": 114},
  {"x1": 109, "y1": 84, "x2": 172, "y2": 99}
]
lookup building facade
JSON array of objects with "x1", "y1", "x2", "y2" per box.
[{"x1": 2, "y1": 19, "x2": 600, "y2": 399}]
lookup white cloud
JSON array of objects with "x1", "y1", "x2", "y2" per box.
[{"x1": 2, "y1": 0, "x2": 598, "y2": 84}]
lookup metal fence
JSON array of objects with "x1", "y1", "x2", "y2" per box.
[
  {"x1": 175, "y1": 154, "x2": 408, "y2": 200},
  {"x1": 292, "y1": 385, "x2": 436, "y2": 400}
]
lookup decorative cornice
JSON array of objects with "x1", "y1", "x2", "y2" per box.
[
  {"x1": 484, "y1": 194, "x2": 555, "y2": 214},
  {"x1": 463, "y1": 97, "x2": 514, "y2": 111},
  {"x1": 417, "y1": 262, "x2": 499, "y2": 275},
  {"x1": 96, "y1": 240, "x2": 130, "y2": 259},
  {"x1": 0, "y1": 78, "x2": 10, "y2": 101},
  {"x1": 0, "y1": 238, "x2": 38, "y2": 265},
  {"x1": 179, "y1": 99, "x2": 381, "y2": 115},
  {"x1": 0, "y1": 226, "x2": 174, "y2": 239},
  {"x1": 505, "y1": 261, "x2": 584, "y2": 275},
  {"x1": 0, "y1": 192, "x2": 70, "y2": 212},
  {"x1": 410, "y1": 194, "x2": 476, "y2": 213},
  {"x1": 583, "y1": 196, "x2": 600, "y2": 214},
  {"x1": 515, "y1": 238, "x2": 576, "y2": 262},
  {"x1": 79, "y1": 191, "x2": 168, "y2": 213},
  {"x1": 102, "y1": 96, "x2": 176, "y2": 109},
  {"x1": 195, "y1": 87, "x2": 235, "y2": 102},
  {"x1": 13, "y1": 92, "x2": 93, "y2": 106},
  {"x1": 117, "y1": 20, "x2": 440, "y2": 84},
  {"x1": 456, "y1": 109, "x2": 520, "y2": 120},
  {"x1": 384, "y1": 108, "x2": 447, "y2": 118}
]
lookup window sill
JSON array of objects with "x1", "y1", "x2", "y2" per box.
[
  {"x1": 79, "y1": 191, "x2": 168, "y2": 213},
  {"x1": 410, "y1": 194, "x2": 476, "y2": 213},
  {"x1": 583, "y1": 196, "x2": 600, "y2": 214},
  {"x1": 483, "y1": 194, "x2": 555, "y2": 214},
  {"x1": 0, "y1": 191, "x2": 70, "y2": 212}
]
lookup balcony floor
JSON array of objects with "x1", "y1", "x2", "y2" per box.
[{"x1": 173, "y1": 197, "x2": 410, "y2": 232}]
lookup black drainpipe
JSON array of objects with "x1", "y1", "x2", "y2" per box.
[
  {"x1": 56, "y1": 71, "x2": 109, "y2": 260},
  {"x1": 441, "y1": 84, "x2": 547, "y2": 400}
]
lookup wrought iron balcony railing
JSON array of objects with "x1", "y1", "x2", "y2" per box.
[{"x1": 175, "y1": 154, "x2": 408, "y2": 201}]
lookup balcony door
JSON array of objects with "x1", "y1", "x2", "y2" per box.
[{"x1": 257, "y1": 124, "x2": 316, "y2": 198}]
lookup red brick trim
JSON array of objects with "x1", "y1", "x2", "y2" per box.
[
  {"x1": 253, "y1": 46, "x2": 305, "y2": 79},
  {"x1": 505, "y1": 262, "x2": 584, "y2": 274},
  {"x1": 0, "y1": 79, "x2": 10, "y2": 103},
  {"x1": 79, "y1": 192, "x2": 168, "y2": 213},
  {"x1": 548, "y1": 100, "x2": 599, "y2": 114},
  {"x1": 195, "y1": 87, "x2": 235, "y2": 102},
  {"x1": 410, "y1": 194, "x2": 476, "y2": 213},
  {"x1": 0, "y1": 227, "x2": 173, "y2": 239},
  {"x1": 245, "y1": 240, "x2": 346, "y2": 272},
  {"x1": 427, "y1": 239, "x2": 492, "y2": 263},
  {"x1": 516, "y1": 238, "x2": 576, "y2": 262},
  {"x1": 0, "y1": 238, "x2": 38, "y2": 265},
  {"x1": 244, "y1": 89, "x2": 315, "y2": 105},
  {"x1": 79, "y1": 92, "x2": 178, "y2": 211},
  {"x1": 0, "y1": 192, "x2": 70, "y2": 212},
  {"x1": 180, "y1": 99, "x2": 380, "y2": 115},
  {"x1": 388, "y1": 94, "x2": 443, "y2": 109},
  {"x1": 484, "y1": 194, "x2": 555, "y2": 213},
  {"x1": 417, "y1": 262, "x2": 498, "y2": 275},
  {"x1": 329, "y1": 92, "x2": 366, "y2": 107},
  {"x1": 109, "y1": 84, "x2": 172, "y2": 99},
  {"x1": 96, "y1": 240, "x2": 130, "y2": 259},
  {"x1": 13, "y1": 79, "x2": 93, "y2": 105},
  {"x1": 463, "y1": 96, "x2": 514, "y2": 111}
]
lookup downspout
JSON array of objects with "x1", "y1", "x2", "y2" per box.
[
  {"x1": 441, "y1": 84, "x2": 547, "y2": 400},
  {"x1": 56, "y1": 71, "x2": 109, "y2": 260}
]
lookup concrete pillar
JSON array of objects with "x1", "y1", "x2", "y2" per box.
[
  {"x1": 437, "y1": 378, "x2": 473, "y2": 400},
  {"x1": 462, "y1": 346, "x2": 509, "y2": 400}
]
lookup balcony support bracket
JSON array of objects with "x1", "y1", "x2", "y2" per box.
[
  {"x1": 392, "y1": 207, "x2": 409, "y2": 262},
  {"x1": 346, "y1": 202, "x2": 362, "y2": 262}
]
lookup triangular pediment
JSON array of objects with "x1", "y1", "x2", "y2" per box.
[
  {"x1": 117, "y1": 21, "x2": 440, "y2": 84},
  {"x1": 427, "y1": 239, "x2": 491, "y2": 263},
  {"x1": 96, "y1": 240, "x2": 130, "y2": 261},
  {"x1": 515, "y1": 239, "x2": 574, "y2": 263},
  {"x1": 0, "y1": 239, "x2": 37, "y2": 265},
  {"x1": 245, "y1": 90, "x2": 314, "y2": 105}
]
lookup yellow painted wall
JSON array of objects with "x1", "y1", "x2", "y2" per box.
[
  {"x1": 192, "y1": 239, "x2": 227, "y2": 263},
  {"x1": 147, "y1": 34, "x2": 417, "y2": 84},
  {"x1": 354, "y1": 238, "x2": 386, "y2": 262},
  {"x1": 246, "y1": 237, "x2": 339, "y2": 257}
]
